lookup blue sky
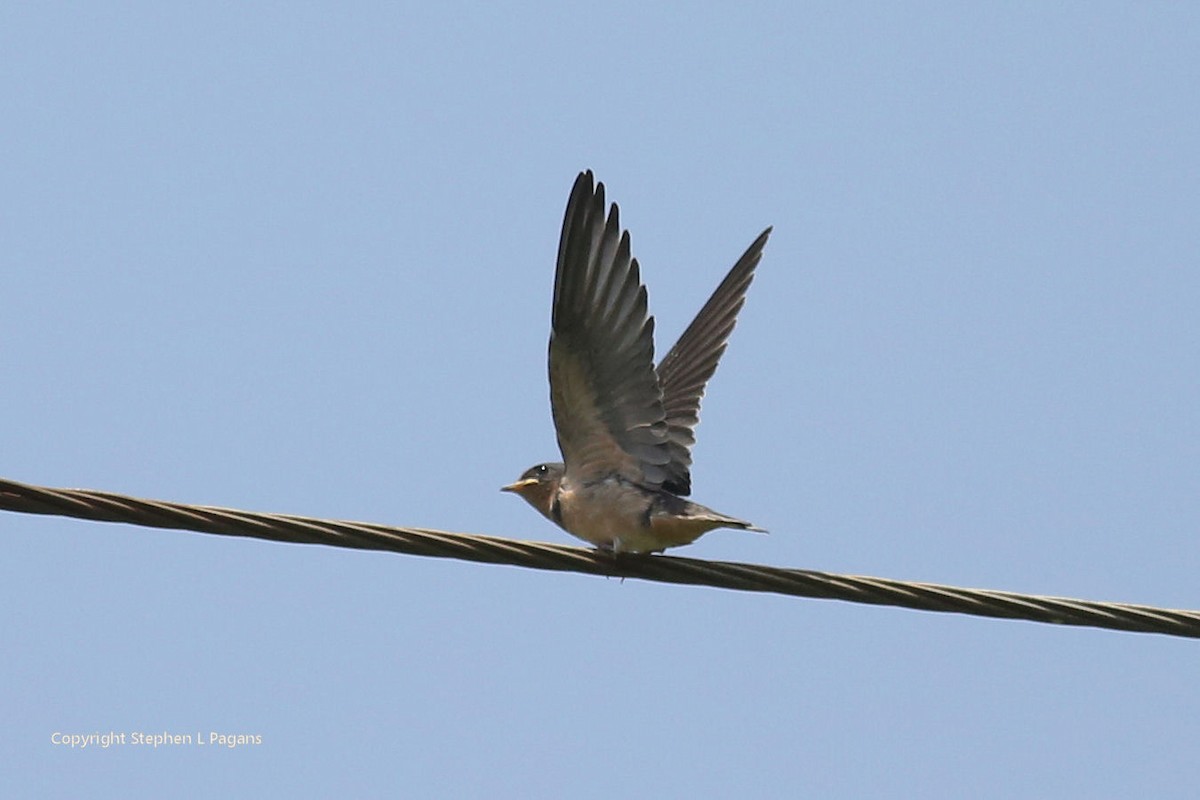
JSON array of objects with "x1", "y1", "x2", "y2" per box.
[{"x1": 2, "y1": 3, "x2": 1198, "y2": 797}]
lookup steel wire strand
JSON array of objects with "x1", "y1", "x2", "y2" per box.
[{"x1": 1, "y1": 477, "x2": 1196, "y2": 639}]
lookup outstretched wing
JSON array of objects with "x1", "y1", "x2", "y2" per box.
[
  {"x1": 548, "y1": 171, "x2": 672, "y2": 487},
  {"x1": 655, "y1": 227, "x2": 772, "y2": 496}
]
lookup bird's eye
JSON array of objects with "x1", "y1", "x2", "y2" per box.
[{"x1": 536, "y1": 464, "x2": 548, "y2": 475}]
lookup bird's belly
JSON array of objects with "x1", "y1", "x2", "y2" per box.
[
  {"x1": 555, "y1": 479, "x2": 719, "y2": 554},
  {"x1": 556, "y1": 480, "x2": 655, "y2": 553}
]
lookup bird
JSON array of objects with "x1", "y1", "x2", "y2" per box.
[{"x1": 502, "y1": 170, "x2": 771, "y2": 554}]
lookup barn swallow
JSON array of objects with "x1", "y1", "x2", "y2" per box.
[{"x1": 503, "y1": 171, "x2": 771, "y2": 554}]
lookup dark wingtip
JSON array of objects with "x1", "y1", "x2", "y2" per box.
[{"x1": 750, "y1": 226, "x2": 773, "y2": 253}]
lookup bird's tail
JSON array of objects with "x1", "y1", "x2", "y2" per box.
[
  {"x1": 724, "y1": 517, "x2": 768, "y2": 534},
  {"x1": 695, "y1": 506, "x2": 767, "y2": 534}
]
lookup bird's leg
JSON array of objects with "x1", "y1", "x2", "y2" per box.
[{"x1": 592, "y1": 543, "x2": 629, "y2": 582}]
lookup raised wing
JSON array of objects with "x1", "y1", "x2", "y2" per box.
[
  {"x1": 548, "y1": 171, "x2": 672, "y2": 487},
  {"x1": 655, "y1": 227, "x2": 771, "y2": 495}
]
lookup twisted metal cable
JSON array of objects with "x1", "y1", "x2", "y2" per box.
[{"x1": 2, "y1": 476, "x2": 1196, "y2": 639}]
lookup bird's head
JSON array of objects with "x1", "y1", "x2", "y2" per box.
[{"x1": 501, "y1": 462, "x2": 565, "y2": 520}]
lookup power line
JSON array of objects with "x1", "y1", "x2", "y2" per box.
[{"x1": 2, "y1": 476, "x2": 1196, "y2": 639}]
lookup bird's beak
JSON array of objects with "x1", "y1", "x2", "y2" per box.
[{"x1": 500, "y1": 478, "x2": 538, "y2": 493}]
